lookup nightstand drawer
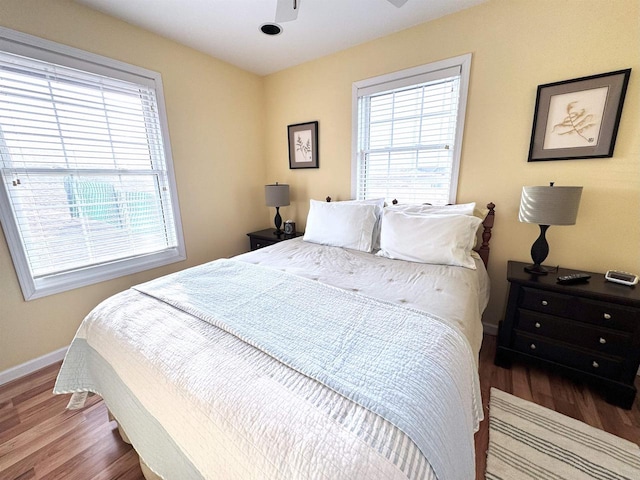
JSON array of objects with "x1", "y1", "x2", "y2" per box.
[
  {"x1": 576, "y1": 298, "x2": 640, "y2": 332},
  {"x1": 513, "y1": 331, "x2": 623, "y2": 379},
  {"x1": 517, "y1": 310, "x2": 631, "y2": 356},
  {"x1": 250, "y1": 238, "x2": 276, "y2": 250},
  {"x1": 520, "y1": 287, "x2": 572, "y2": 317}
]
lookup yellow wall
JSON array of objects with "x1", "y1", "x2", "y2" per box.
[
  {"x1": 0, "y1": 0, "x2": 266, "y2": 371},
  {"x1": 1, "y1": 0, "x2": 639, "y2": 373},
  {"x1": 264, "y1": 0, "x2": 640, "y2": 327}
]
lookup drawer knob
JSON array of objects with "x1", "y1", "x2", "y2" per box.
[
  {"x1": 599, "y1": 337, "x2": 607, "y2": 344},
  {"x1": 534, "y1": 322, "x2": 541, "y2": 328},
  {"x1": 530, "y1": 343, "x2": 537, "y2": 350},
  {"x1": 592, "y1": 361, "x2": 599, "y2": 368},
  {"x1": 603, "y1": 313, "x2": 612, "y2": 320},
  {"x1": 541, "y1": 300, "x2": 548, "y2": 306}
]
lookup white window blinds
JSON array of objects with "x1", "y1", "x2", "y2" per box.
[
  {"x1": 353, "y1": 55, "x2": 471, "y2": 204},
  {"x1": 0, "y1": 28, "x2": 185, "y2": 300}
]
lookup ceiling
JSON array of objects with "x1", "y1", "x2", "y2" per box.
[{"x1": 75, "y1": 0, "x2": 486, "y2": 76}]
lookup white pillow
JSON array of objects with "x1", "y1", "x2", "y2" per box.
[
  {"x1": 377, "y1": 210, "x2": 482, "y2": 269},
  {"x1": 386, "y1": 202, "x2": 488, "y2": 247},
  {"x1": 387, "y1": 202, "x2": 477, "y2": 216},
  {"x1": 303, "y1": 199, "x2": 379, "y2": 252},
  {"x1": 343, "y1": 198, "x2": 385, "y2": 249}
]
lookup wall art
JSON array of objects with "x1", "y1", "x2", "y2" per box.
[{"x1": 528, "y1": 69, "x2": 630, "y2": 161}]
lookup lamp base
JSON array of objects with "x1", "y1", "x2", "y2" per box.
[
  {"x1": 273, "y1": 206, "x2": 283, "y2": 235},
  {"x1": 525, "y1": 225, "x2": 551, "y2": 275},
  {"x1": 524, "y1": 263, "x2": 552, "y2": 275}
]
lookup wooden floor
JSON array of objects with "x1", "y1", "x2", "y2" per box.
[{"x1": 1, "y1": 335, "x2": 639, "y2": 480}]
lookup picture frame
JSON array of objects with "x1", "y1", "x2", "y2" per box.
[
  {"x1": 288, "y1": 121, "x2": 319, "y2": 169},
  {"x1": 528, "y1": 69, "x2": 631, "y2": 162}
]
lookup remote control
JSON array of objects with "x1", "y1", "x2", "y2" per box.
[{"x1": 557, "y1": 273, "x2": 591, "y2": 285}]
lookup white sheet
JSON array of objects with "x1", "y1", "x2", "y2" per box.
[{"x1": 235, "y1": 237, "x2": 490, "y2": 357}]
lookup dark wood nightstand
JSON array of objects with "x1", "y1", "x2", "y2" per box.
[
  {"x1": 495, "y1": 260, "x2": 640, "y2": 409},
  {"x1": 247, "y1": 228, "x2": 304, "y2": 251}
]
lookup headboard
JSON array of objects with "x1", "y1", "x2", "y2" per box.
[{"x1": 325, "y1": 197, "x2": 496, "y2": 268}]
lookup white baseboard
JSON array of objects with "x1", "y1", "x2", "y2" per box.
[
  {"x1": 0, "y1": 346, "x2": 68, "y2": 386},
  {"x1": 482, "y1": 322, "x2": 498, "y2": 336}
]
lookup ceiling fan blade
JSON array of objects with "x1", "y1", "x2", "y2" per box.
[
  {"x1": 386, "y1": 0, "x2": 409, "y2": 7},
  {"x1": 275, "y1": 0, "x2": 299, "y2": 23}
]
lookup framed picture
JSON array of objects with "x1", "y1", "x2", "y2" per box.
[
  {"x1": 288, "y1": 121, "x2": 318, "y2": 169},
  {"x1": 528, "y1": 69, "x2": 630, "y2": 161}
]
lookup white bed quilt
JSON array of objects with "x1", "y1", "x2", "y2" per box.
[
  {"x1": 54, "y1": 240, "x2": 488, "y2": 480},
  {"x1": 236, "y1": 237, "x2": 490, "y2": 356}
]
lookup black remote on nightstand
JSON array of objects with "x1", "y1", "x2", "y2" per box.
[{"x1": 557, "y1": 273, "x2": 591, "y2": 284}]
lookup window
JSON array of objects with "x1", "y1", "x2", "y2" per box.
[
  {"x1": 0, "y1": 28, "x2": 185, "y2": 300},
  {"x1": 352, "y1": 54, "x2": 471, "y2": 205}
]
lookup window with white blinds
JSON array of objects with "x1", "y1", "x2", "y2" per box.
[
  {"x1": 352, "y1": 54, "x2": 471, "y2": 205},
  {"x1": 0, "y1": 28, "x2": 185, "y2": 300}
]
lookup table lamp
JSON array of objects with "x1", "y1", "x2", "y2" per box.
[
  {"x1": 265, "y1": 182, "x2": 290, "y2": 235},
  {"x1": 519, "y1": 182, "x2": 582, "y2": 275}
]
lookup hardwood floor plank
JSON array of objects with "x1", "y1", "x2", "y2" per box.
[
  {"x1": 13, "y1": 469, "x2": 36, "y2": 480},
  {"x1": 90, "y1": 450, "x2": 142, "y2": 480},
  {"x1": 529, "y1": 366, "x2": 553, "y2": 407},
  {"x1": 0, "y1": 406, "x2": 20, "y2": 434},
  {"x1": 10, "y1": 406, "x2": 117, "y2": 479},
  {"x1": 0, "y1": 407, "x2": 85, "y2": 472},
  {"x1": 15, "y1": 386, "x2": 69, "y2": 416},
  {"x1": 0, "y1": 364, "x2": 61, "y2": 404},
  {"x1": 12, "y1": 382, "x2": 58, "y2": 408},
  {"x1": 511, "y1": 364, "x2": 533, "y2": 401},
  {"x1": 573, "y1": 383, "x2": 605, "y2": 430},
  {"x1": 0, "y1": 381, "x2": 100, "y2": 447},
  {"x1": 38, "y1": 428, "x2": 134, "y2": 480}
]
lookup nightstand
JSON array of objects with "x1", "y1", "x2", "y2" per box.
[
  {"x1": 495, "y1": 260, "x2": 640, "y2": 409},
  {"x1": 247, "y1": 228, "x2": 304, "y2": 251}
]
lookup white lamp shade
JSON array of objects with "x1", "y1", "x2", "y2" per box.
[
  {"x1": 519, "y1": 185, "x2": 582, "y2": 225},
  {"x1": 265, "y1": 183, "x2": 290, "y2": 207}
]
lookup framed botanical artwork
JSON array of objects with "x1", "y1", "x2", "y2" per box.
[
  {"x1": 528, "y1": 69, "x2": 631, "y2": 161},
  {"x1": 288, "y1": 121, "x2": 318, "y2": 169}
]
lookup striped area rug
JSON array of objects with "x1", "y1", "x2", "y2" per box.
[{"x1": 486, "y1": 388, "x2": 640, "y2": 480}]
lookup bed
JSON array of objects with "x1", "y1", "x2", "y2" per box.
[{"x1": 54, "y1": 199, "x2": 495, "y2": 480}]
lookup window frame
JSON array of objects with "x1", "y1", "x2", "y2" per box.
[
  {"x1": 351, "y1": 53, "x2": 472, "y2": 204},
  {"x1": 0, "y1": 27, "x2": 186, "y2": 300}
]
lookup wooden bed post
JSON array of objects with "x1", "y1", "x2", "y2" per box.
[{"x1": 478, "y1": 203, "x2": 495, "y2": 268}]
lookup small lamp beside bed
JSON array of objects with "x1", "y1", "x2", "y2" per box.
[
  {"x1": 265, "y1": 182, "x2": 290, "y2": 235},
  {"x1": 519, "y1": 182, "x2": 583, "y2": 275}
]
